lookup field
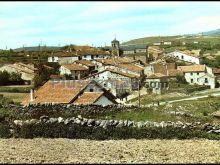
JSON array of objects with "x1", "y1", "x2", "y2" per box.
[
  {"x1": 0, "y1": 92, "x2": 27, "y2": 103},
  {"x1": 0, "y1": 138, "x2": 220, "y2": 163}
]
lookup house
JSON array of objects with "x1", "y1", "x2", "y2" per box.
[
  {"x1": 212, "y1": 68, "x2": 220, "y2": 85},
  {"x1": 22, "y1": 80, "x2": 117, "y2": 106},
  {"x1": 144, "y1": 62, "x2": 183, "y2": 80},
  {"x1": 166, "y1": 50, "x2": 201, "y2": 64},
  {"x1": 177, "y1": 65, "x2": 216, "y2": 89},
  {"x1": 59, "y1": 64, "x2": 89, "y2": 80},
  {"x1": 93, "y1": 57, "x2": 143, "y2": 74},
  {"x1": 48, "y1": 51, "x2": 80, "y2": 64},
  {"x1": 83, "y1": 68, "x2": 140, "y2": 96},
  {"x1": 48, "y1": 45, "x2": 111, "y2": 64},
  {"x1": 74, "y1": 60, "x2": 96, "y2": 74},
  {"x1": 145, "y1": 73, "x2": 168, "y2": 94},
  {"x1": 147, "y1": 46, "x2": 164, "y2": 62},
  {"x1": 0, "y1": 62, "x2": 37, "y2": 84},
  {"x1": 163, "y1": 41, "x2": 172, "y2": 45}
]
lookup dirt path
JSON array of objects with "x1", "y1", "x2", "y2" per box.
[{"x1": 0, "y1": 138, "x2": 220, "y2": 163}]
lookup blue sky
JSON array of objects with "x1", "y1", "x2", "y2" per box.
[{"x1": 1, "y1": 1, "x2": 220, "y2": 49}]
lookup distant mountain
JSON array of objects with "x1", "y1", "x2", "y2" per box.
[
  {"x1": 122, "y1": 28, "x2": 220, "y2": 45},
  {"x1": 13, "y1": 46, "x2": 62, "y2": 52},
  {"x1": 200, "y1": 29, "x2": 220, "y2": 36}
]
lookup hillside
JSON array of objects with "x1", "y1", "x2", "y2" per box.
[
  {"x1": 122, "y1": 29, "x2": 220, "y2": 46},
  {"x1": 13, "y1": 46, "x2": 62, "y2": 52}
]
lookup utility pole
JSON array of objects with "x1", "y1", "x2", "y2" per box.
[{"x1": 138, "y1": 79, "x2": 141, "y2": 108}]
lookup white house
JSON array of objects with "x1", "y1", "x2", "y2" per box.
[
  {"x1": 166, "y1": 50, "x2": 201, "y2": 64},
  {"x1": 83, "y1": 68, "x2": 140, "y2": 96},
  {"x1": 177, "y1": 65, "x2": 216, "y2": 89}
]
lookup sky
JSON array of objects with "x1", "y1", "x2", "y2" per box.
[{"x1": 1, "y1": 1, "x2": 220, "y2": 49}]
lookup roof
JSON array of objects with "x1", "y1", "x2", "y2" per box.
[
  {"x1": 212, "y1": 110, "x2": 220, "y2": 117},
  {"x1": 120, "y1": 44, "x2": 147, "y2": 51},
  {"x1": 75, "y1": 60, "x2": 96, "y2": 67},
  {"x1": 22, "y1": 80, "x2": 117, "y2": 105},
  {"x1": 147, "y1": 73, "x2": 167, "y2": 79},
  {"x1": 148, "y1": 46, "x2": 164, "y2": 53},
  {"x1": 22, "y1": 80, "x2": 92, "y2": 105},
  {"x1": 117, "y1": 63, "x2": 144, "y2": 72},
  {"x1": 213, "y1": 68, "x2": 220, "y2": 74},
  {"x1": 62, "y1": 64, "x2": 88, "y2": 71},
  {"x1": 95, "y1": 57, "x2": 136, "y2": 66},
  {"x1": 73, "y1": 92, "x2": 104, "y2": 105},
  {"x1": 105, "y1": 68, "x2": 139, "y2": 78},
  {"x1": 174, "y1": 50, "x2": 200, "y2": 58},
  {"x1": 177, "y1": 65, "x2": 206, "y2": 73}
]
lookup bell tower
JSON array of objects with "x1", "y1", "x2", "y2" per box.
[{"x1": 111, "y1": 38, "x2": 120, "y2": 57}]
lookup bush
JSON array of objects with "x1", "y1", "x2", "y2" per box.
[{"x1": 0, "y1": 124, "x2": 11, "y2": 138}]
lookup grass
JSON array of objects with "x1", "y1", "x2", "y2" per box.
[
  {"x1": 96, "y1": 95, "x2": 220, "y2": 124},
  {"x1": 0, "y1": 85, "x2": 33, "y2": 93},
  {"x1": 0, "y1": 92, "x2": 27, "y2": 103}
]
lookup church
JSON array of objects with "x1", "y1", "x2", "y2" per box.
[{"x1": 104, "y1": 38, "x2": 149, "y2": 65}]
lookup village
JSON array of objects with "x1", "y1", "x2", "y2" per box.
[{"x1": 1, "y1": 38, "x2": 220, "y2": 105}]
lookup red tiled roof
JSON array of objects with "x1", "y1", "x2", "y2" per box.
[
  {"x1": 22, "y1": 80, "x2": 92, "y2": 105},
  {"x1": 73, "y1": 92, "x2": 104, "y2": 105},
  {"x1": 147, "y1": 73, "x2": 167, "y2": 79},
  {"x1": 213, "y1": 68, "x2": 220, "y2": 74},
  {"x1": 75, "y1": 60, "x2": 96, "y2": 67},
  {"x1": 62, "y1": 64, "x2": 88, "y2": 71},
  {"x1": 177, "y1": 65, "x2": 206, "y2": 72}
]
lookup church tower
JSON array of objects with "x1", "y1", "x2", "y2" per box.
[{"x1": 111, "y1": 38, "x2": 120, "y2": 57}]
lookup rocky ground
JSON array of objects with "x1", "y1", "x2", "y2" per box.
[{"x1": 0, "y1": 138, "x2": 220, "y2": 163}]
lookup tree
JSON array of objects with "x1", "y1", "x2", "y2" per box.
[
  {"x1": 0, "y1": 71, "x2": 10, "y2": 85},
  {"x1": 9, "y1": 72, "x2": 23, "y2": 85},
  {"x1": 176, "y1": 73, "x2": 187, "y2": 84}
]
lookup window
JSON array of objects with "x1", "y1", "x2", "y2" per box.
[
  {"x1": 191, "y1": 79, "x2": 193, "y2": 83},
  {"x1": 104, "y1": 83, "x2": 107, "y2": 87},
  {"x1": 181, "y1": 55, "x2": 184, "y2": 59},
  {"x1": 205, "y1": 78, "x2": 208, "y2": 83},
  {"x1": 197, "y1": 73, "x2": 199, "y2": 75},
  {"x1": 90, "y1": 88, "x2": 94, "y2": 92},
  {"x1": 190, "y1": 73, "x2": 193, "y2": 76}
]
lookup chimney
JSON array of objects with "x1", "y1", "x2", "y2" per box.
[{"x1": 30, "y1": 89, "x2": 34, "y2": 102}]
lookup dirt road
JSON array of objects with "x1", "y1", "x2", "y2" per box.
[{"x1": 0, "y1": 138, "x2": 220, "y2": 163}]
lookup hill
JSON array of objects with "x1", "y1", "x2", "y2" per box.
[
  {"x1": 122, "y1": 29, "x2": 220, "y2": 46},
  {"x1": 13, "y1": 46, "x2": 62, "y2": 52}
]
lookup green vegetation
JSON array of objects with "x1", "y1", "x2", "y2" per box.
[
  {"x1": 201, "y1": 56, "x2": 220, "y2": 68},
  {"x1": 0, "y1": 85, "x2": 32, "y2": 93},
  {"x1": 0, "y1": 71, "x2": 24, "y2": 86},
  {"x1": 33, "y1": 62, "x2": 60, "y2": 88}
]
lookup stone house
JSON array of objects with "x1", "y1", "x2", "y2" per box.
[
  {"x1": 147, "y1": 46, "x2": 164, "y2": 62},
  {"x1": 177, "y1": 65, "x2": 216, "y2": 89},
  {"x1": 59, "y1": 64, "x2": 89, "y2": 80},
  {"x1": 145, "y1": 73, "x2": 168, "y2": 94}
]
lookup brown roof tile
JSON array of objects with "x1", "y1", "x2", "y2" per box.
[
  {"x1": 62, "y1": 64, "x2": 88, "y2": 71},
  {"x1": 22, "y1": 80, "x2": 92, "y2": 105},
  {"x1": 73, "y1": 92, "x2": 104, "y2": 105},
  {"x1": 177, "y1": 65, "x2": 206, "y2": 72},
  {"x1": 75, "y1": 60, "x2": 96, "y2": 67}
]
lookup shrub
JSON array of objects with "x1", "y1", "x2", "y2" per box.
[{"x1": 0, "y1": 124, "x2": 11, "y2": 138}]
